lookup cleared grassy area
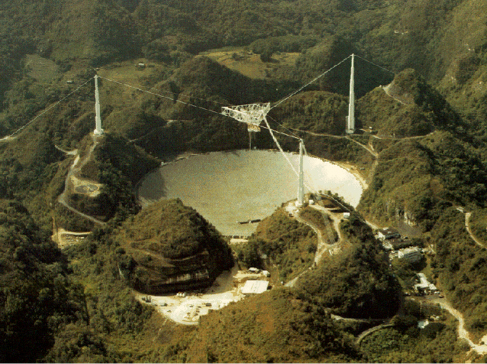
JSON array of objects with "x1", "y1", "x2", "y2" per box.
[
  {"x1": 97, "y1": 59, "x2": 170, "y2": 108},
  {"x1": 199, "y1": 47, "x2": 299, "y2": 79},
  {"x1": 25, "y1": 54, "x2": 61, "y2": 83}
]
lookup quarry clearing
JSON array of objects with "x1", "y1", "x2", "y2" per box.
[{"x1": 136, "y1": 265, "x2": 268, "y2": 325}]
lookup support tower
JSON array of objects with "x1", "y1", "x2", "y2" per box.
[
  {"x1": 297, "y1": 139, "x2": 305, "y2": 206},
  {"x1": 94, "y1": 75, "x2": 104, "y2": 135},
  {"x1": 346, "y1": 54, "x2": 355, "y2": 134}
]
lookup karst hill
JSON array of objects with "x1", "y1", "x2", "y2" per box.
[{"x1": 115, "y1": 199, "x2": 234, "y2": 294}]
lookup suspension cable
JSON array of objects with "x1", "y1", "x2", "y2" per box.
[
  {"x1": 354, "y1": 54, "x2": 395, "y2": 75},
  {"x1": 99, "y1": 76, "x2": 223, "y2": 116},
  {"x1": 263, "y1": 117, "x2": 299, "y2": 177},
  {"x1": 8, "y1": 78, "x2": 93, "y2": 138},
  {"x1": 271, "y1": 55, "x2": 352, "y2": 110}
]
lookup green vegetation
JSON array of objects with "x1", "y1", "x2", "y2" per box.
[
  {"x1": 469, "y1": 207, "x2": 487, "y2": 243},
  {"x1": 299, "y1": 205, "x2": 338, "y2": 243},
  {"x1": 430, "y1": 207, "x2": 487, "y2": 336},
  {"x1": 170, "y1": 289, "x2": 363, "y2": 363},
  {"x1": 358, "y1": 298, "x2": 466, "y2": 362},
  {"x1": 361, "y1": 305, "x2": 464, "y2": 363},
  {"x1": 358, "y1": 128, "x2": 487, "y2": 231},
  {"x1": 296, "y1": 212, "x2": 400, "y2": 319},
  {"x1": 0, "y1": 200, "x2": 86, "y2": 362},
  {"x1": 251, "y1": 208, "x2": 318, "y2": 282},
  {"x1": 115, "y1": 199, "x2": 234, "y2": 294},
  {"x1": 56, "y1": 223, "x2": 163, "y2": 362},
  {"x1": 270, "y1": 91, "x2": 348, "y2": 135},
  {"x1": 2, "y1": 0, "x2": 487, "y2": 362}
]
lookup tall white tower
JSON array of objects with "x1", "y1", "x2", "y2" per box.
[
  {"x1": 346, "y1": 54, "x2": 355, "y2": 134},
  {"x1": 297, "y1": 139, "x2": 305, "y2": 206},
  {"x1": 94, "y1": 75, "x2": 104, "y2": 135}
]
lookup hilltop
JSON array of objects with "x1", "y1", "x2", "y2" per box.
[
  {"x1": 357, "y1": 69, "x2": 461, "y2": 137},
  {"x1": 114, "y1": 199, "x2": 234, "y2": 294}
]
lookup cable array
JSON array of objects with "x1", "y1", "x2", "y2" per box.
[
  {"x1": 271, "y1": 55, "x2": 352, "y2": 110},
  {"x1": 355, "y1": 54, "x2": 395, "y2": 75},
  {"x1": 3, "y1": 53, "x2": 393, "y2": 142},
  {"x1": 99, "y1": 76, "x2": 223, "y2": 117},
  {"x1": 6, "y1": 78, "x2": 93, "y2": 138}
]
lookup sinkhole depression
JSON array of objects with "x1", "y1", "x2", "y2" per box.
[{"x1": 137, "y1": 150, "x2": 363, "y2": 236}]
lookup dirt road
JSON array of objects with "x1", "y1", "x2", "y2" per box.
[
  {"x1": 430, "y1": 297, "x2": 487, "y2": 355},
  {"x1": 465, "y1": 212, "x2": 486, "y2": 249},
  {"x1": 57, "y1": 135, "x2": 106, "y2": 225}
]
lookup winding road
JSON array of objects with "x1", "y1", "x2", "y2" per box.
[
  {"x1": 464, "y1": 211, "x2": 486, "y2": 249},
  {"x1": 57, "y1": 135, "x2": 106, "y2": 225},
  {"x1": 428, "y1": 297, "x2": 487, "y2": 355},
  {"x1": 285, "y1": 202, "x2": 344, "y2": 287}
]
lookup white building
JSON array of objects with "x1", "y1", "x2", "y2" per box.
[
  {"x1": 414, "y1": 273, "x2": 438, "y2": 293},
  {"x1": 241, "y1": 280, "x2": 269, "y2": 295}
]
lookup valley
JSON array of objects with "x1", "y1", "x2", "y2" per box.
[{"x1": 1, "y1": 0, "x2": 487, "y2": 362}]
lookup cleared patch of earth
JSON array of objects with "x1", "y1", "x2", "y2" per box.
[
  {"x1": 71, "y1": 175, "x2": 102, "y2": 197},
  {"x1": 137, "y1": 150, "x2": 363, "y2": 236},
  {"x1": 199, "y1": 48, "x2": 299, "y2": 79},
  {"x1": 136, "y1": 265, "x2": 268, "y2": 325},
  {"x1": 51, "y1": 227, "x2": 91, "y2": 249},
  {"x1": 25, "y1": 54, "x2": 61, "y2": 83}
]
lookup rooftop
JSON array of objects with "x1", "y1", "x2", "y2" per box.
[{"x1": 241, "y1": 280, "x2": 269, "y2": 295}]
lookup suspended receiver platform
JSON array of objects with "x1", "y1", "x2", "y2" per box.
[{"x1": 221, "y1": 103, "x2": 271, "y2": 132}]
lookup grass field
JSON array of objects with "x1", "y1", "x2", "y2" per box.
[
  {"x1": 25, "y1": 54, "x2": 61, "y2": 83},
  {"x1": 199, "y1": 47, "x2": 299, "y2": 79}
]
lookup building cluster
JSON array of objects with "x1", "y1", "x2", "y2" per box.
[
  {"x1": 377, "y1": 227, "x2": 443, "y2": 297},
  {"x1": 414, "y1": 273, "x2": 440, "y2": 295},
  {"x1": 376, "y1": 227, "x2": 425, "y2": 263}
]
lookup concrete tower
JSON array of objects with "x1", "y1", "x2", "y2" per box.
[
  {"x1": 346, "y1": 54, "x2": 355, "y2": 134},
  {"x1": 94, "y1": 75, "x2": 104, "y2": 135},
  {"x1": 297, "y1": 139, "x2": 305, "y2": 206}
]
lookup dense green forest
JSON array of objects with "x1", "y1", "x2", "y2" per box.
[
  {"x1": 115, "y1": 199, "x2": 234, "y2": 294},
  {"x1": 296, "y1": 212, "x2": 400, "y2": 319},
  {"x1": 2, "y1": 0, "x2": 487, "y2": 362}
]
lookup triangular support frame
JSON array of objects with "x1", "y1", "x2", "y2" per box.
[{"x1": 221, "y1": 103, "x2": 271, "y2": 129}]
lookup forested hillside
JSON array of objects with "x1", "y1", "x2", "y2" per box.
[{"x1": 2, "y1": 0, "x2": 487, "y2": 362}]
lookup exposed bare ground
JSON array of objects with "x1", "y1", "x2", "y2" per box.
[
  {"x1": 345, "y1": 135, "x2": 378, "y2": 158},
  {"x1": 135, "y1": 265, "x2": 270, "y2": 325},
  {"x1": 284, "y1": 202, "x2": 345, "y2": 287},
  {"x1": 52, "y1": 227, "x2": 91, "y2": 249},
  {"x1": 382, "y1": 83, "x2": 410, "y2": 105},
  {"x1": 51, "y1": 215, "x2": 91, "y2": 249},
  {"x1": 198, "y1": 49, "x2": 299, "y2": 80}
]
